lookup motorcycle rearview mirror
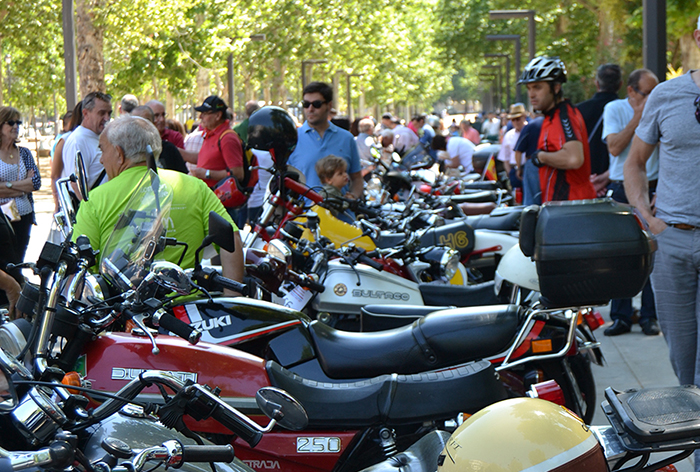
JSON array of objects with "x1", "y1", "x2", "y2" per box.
[
  {"x1": 255, "y1": 387, "x2": 308, "y2": 431},
  {"x1": 75, "y1": 150, "x2": 90, "y2": 202},
  {"x1": 194, "y1": 212, "x2": 236, "y2": 268}
]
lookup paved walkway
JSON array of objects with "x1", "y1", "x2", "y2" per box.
[{"x1": 22, "y1": 175, "x2": 694, "y2": 470}]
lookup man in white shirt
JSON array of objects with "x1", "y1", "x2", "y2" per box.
[
  {"x1": 62, "y1": 92, "x2": 113, "y2": 190},
  {"x1": 431, "y1": 134, "x2": 475, "y2": 173}
]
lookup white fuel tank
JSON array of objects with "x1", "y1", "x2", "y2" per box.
[{"x1": 311, "y1": 261, "x2": 423, "y2": 315}]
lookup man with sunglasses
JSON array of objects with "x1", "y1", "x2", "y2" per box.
[
  {"x1": 624, "y1": 17, "x2": 700, "y2": 398},
  {"x1": 288, "y1": 82, "x2": 363, "y2": 199},
  {"x1": 62, "y1": 91, "x2": 113, "y2": 190},
  {"x1": 602, "y1": 68, "x2": 659, "y2": 337}
]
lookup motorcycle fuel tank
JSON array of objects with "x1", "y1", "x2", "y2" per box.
[
  {"x1": 82, "y1": 332, "x2": 270, "y2": 423},
  {"x1": 171, "y1": 297, "x2": 310, "y2": 348},
  {"x1": 312, "y1": 261, "x2": 423, "y2": 315}
]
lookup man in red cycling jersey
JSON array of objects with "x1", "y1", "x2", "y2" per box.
[{"x1": 518, "y1": 56, "x2": 596, "y2": 202}]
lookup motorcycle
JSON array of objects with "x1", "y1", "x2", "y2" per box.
[{"x1": 6, "y1": 167, "x2": 515, "y2": 472}]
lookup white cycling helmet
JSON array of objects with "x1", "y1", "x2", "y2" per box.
[{"x1": 518, "y1": 56, "x2": 568, "y2": 84}]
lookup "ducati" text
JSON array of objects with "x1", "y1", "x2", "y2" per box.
[{"x1": 352, "y1": 290, "x2": 410, "y2": 300}]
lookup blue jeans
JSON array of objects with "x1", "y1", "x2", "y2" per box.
[
  {"x1": 522, "y1": 159, "x2": 541, "y2": 205},
  {"x1": 608, "y1": 181, "x2": 657, "y2": 324}
]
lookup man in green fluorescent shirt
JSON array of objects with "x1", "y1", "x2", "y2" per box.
[{"x1": 72, "y1": 116, "x2": 244, "y2": 293}]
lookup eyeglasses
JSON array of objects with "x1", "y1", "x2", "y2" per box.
[
  {"x1": 302, "y1": 100, "x2": 327, "y2": 109},
  {"x1": 4, "y1": 120, "x2": 21, "y2": 126},
  {"x1": 695, "y1": 96, "x2": 700, "y2": 124},
  {"x1": 633, "y1": 87, "x2": 649, "y2": 98}
]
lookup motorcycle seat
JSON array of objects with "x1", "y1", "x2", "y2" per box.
[
  {"x1": 359, "y1": 305, "x2": 451, "y2": 332},
  {"x1": 308, "y1": 304, "x2": 520, "y2": 379},
  {"x1": 460, "y1": 181, "x2": 500, "y2": 191},
  {"x1": 448, "y1": 191, "x2": 499, "y2": 204},
  {"x1": 419, "y1": 281, "x2": 500, "y2": 307},
  {"x1": 373, "y1": 232, "x2": 408, "y2": 249},
  {"x1": 466, "y1": 207, "x2": 522, "y2": 231},
  {"x1": 265, "y1": 359, "x2": 507, "y2": 428}
]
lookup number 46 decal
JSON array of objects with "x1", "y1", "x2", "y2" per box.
[{"x1": 296, "y1": 437, "x2": 342, "y2": 453}]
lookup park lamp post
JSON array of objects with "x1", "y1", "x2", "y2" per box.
[
  {"x1": 485, "y1": 53, "x2": 511, "y2": 107},
  {"x1": 489, "y1": 10, "x2": 536, "y2": 62},
  {"x1": 227, "y1": 33, "x2": 266, "y2": 115},
  {"x1": 486, "y1": 34, "x2": 522, "y2": 103},
  {"x1": 482, "y1": 65, "x2": 502, "y2": 111},
  {"x1": 478, "y1": 74, "x2": 498, "y2": 112}
]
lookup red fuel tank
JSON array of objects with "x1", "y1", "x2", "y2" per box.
[{"x1": 82, "y1": 333, "x2": 270, "y2": 428}]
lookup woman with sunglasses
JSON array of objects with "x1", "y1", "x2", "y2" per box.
[{"x1": 0, "y1": 106, "x2": 42, "y2": 261}]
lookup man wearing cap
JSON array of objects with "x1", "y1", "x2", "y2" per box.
[
  {"x1": 288, "y1": 82, "x2": 363, "y2": 199},
  {"x1": 497, "y1": 104, "x2": 528, "y2": 188}
]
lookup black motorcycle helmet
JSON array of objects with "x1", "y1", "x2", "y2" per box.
[{"x1": 247, "y1": 106, "x2": 298, "y2": 167}]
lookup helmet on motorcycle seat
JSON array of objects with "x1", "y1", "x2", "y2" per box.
[
  {"x1": 247, "y1": 106, "x2": 298, "y2": 168},
  {"x1": 518, "y1": 56, "x2": 568, "y2": 84},
  {"x1": 437, "y1": 398, "x2": 606, "y2": 472}
]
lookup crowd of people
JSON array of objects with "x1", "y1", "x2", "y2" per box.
[{"x1": 0, "y1": 19, "x2": 699, "y2": 448}]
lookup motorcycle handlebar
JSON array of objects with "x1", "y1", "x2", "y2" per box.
[
  {"x1": 358, "y1": 254, "x2": 384, "y2": 271},
  {"x1": 187, "y1": 385, "x2": 264, "y2": 448},
  {"x1": 154, "y1": 312, "x2": 201, "y2": 345},
  {"x1": 283, "y1": 177, "x2": 323, "y2": 204},
  {"x1": 181, "y1": 444, "x2": 235, "y2": 463},
  {"x1": 210, "y1": 272, "x2": 247, "y2": 294}
]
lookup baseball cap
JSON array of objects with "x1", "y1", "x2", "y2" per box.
[{"x1": 195, "y1": 95, "x2": 227, "y2": 113}]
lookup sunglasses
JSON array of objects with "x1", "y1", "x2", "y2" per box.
[
  {"x1": 5, "y1": 120, "x2": 21, "y2": 126},
  {"x1": 695, "y1": 96, "x2": 700, "y2": 124},
  {"x1": 302, "y1": 100, "x2": 327, "y2": 109}
]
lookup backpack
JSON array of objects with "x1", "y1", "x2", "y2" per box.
[{"x1": 213, "y1": 129, "x2": 259, "y2": 208}]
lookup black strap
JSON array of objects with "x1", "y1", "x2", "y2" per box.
[
  {"x1": 588, "y1": 114, "x2": 604, "y2": 144},
  {"x1": 411, "y1": 324, "x2": 437, "y2": 364},
  {"x1": 90, "y1": 169, "x2": 107, "y2": 191}
]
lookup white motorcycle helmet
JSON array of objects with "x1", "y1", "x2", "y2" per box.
[{"x1": 438, "y1": 398, "x2": 607, "y2": 472}]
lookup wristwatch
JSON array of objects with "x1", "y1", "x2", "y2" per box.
[
  {"x1": 530, "y1": 150, "x2": 544, "y2": 168},
  {"x1": 205, "y1": 169, "x2": 211, "y2": 179},
  {"x1": 5, "y1": 182, "x2": 11, "y2": 189}
]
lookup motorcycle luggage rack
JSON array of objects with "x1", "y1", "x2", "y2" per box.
[
  {"x1": 603, "y1": 386, "x2": 700, "y2": 453},
  {"x1": 495, "y1": 306, "x2": 578, "y2": 371}
]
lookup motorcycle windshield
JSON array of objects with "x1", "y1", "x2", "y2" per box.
[{"x1": 100, "y1": 170, "x2": 174, "y2": 292}]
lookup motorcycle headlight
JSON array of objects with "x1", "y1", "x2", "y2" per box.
[
  {"x1": 421, "y1": 247, "x2": 461, "y2": 281},
  {"x1": 267, "y1": 239, "x2": 293, "y2": 266},
  {"x1": 441, "y1": 249, "x2": 460, "y2": 281},
  {"x1": 366, "y1": 177, "x2": 386, "y2": 203}
]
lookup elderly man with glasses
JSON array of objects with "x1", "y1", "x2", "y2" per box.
[
  {"x1": 602, "y1": 68, "x2": 660, "y2": 338},
  {"x1": 288, "y1": 82, "x2": 363, "y2": 200},
  {"x1": 624, "y1": 16, "x2": 700, "y2": 404}
]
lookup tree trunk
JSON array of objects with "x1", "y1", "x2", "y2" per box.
[
  {"x1": 75, "y1": 0, "x2": 105, "y2": 96},
  {"x1": 196, "y1": 68, "x2": 210, "y2": 104},
  {"x1": 680, "y1": 34, "x2": 700, "y2": 74},
  {"x1": 272, "y1": 58, "x2": 287, "y2": 107}
]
